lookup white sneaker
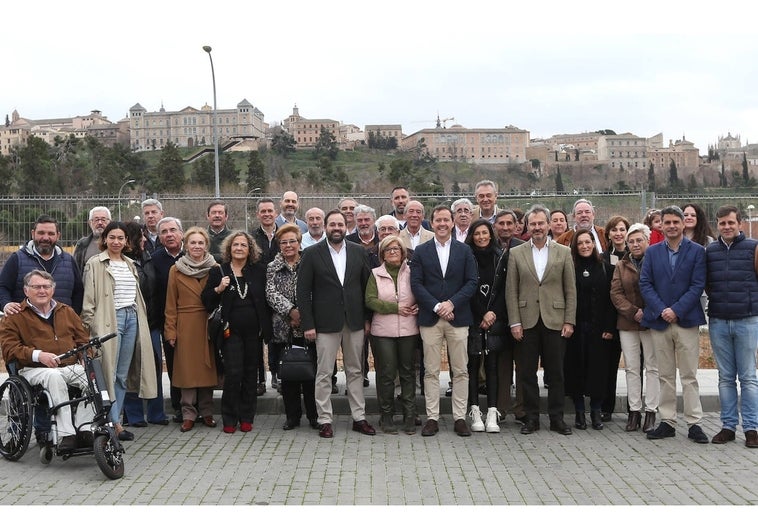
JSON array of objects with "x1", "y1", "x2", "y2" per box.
[
  {"x1": 485, "y1": 407, "x2": 501, "y2": 433},
  {"x1": 469, "y1": 405, "x2": 485, "y2": 432}
]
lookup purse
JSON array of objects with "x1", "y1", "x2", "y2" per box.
[{"x1": 278, "y1": 341, "x2": 316, "y2": 382}]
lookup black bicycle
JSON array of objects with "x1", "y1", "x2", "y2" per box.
[{"x1": 0, "y1": 333, "x2": 125, "y2": 479}]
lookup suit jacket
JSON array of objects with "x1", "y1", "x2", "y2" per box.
[
  {"x1": 296, "y1": 239, "x2": 370, "y2": 333},
  {"x1": 472, "y1": 205, "x2": 502, "y2": 223},
  {"x1": 399, "y1": 226, "x2": 434, "y2": 250},
  {"x1": 639, "y1": 238, "x2": 706, "y2": 330},
  {"x1": 555, "y1": 226, "x2": 608, "y2": 252},
  {"x1": 506, "y1": 240, "x2": 577, "y2": 331},
  {"x1": 410, "y1": 238, "x2": 478, "y2": 328}
]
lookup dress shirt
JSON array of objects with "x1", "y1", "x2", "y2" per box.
[
  {"x1": 407, "y1": 229, "x2": 422, "y2": 250},
  {"x1": 301, "y1": 232, "x2": 326, "y2": 248},
  {"x1": 328, "y1": 242, "x2": 347, "y2": 286},
  {"x1": 434, "y1": 237, "x2": 452, "y2": 278},
  {"x1": 455, "y1": 227, "x2": 469, "y2": 243},
  {"x1": 530, "y1": 239, "x2": 549, "y2": 282}
]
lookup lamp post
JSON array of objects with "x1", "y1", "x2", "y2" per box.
[
  {"x1": 748, "y1": 204, "x2": 755, "y2": 239},
  {"x1": 117, "y1": 179, "x2": 136, "y2": 221},
  {"x1": 245, "y1": 188, "x2": 261, "y2": 232},
  {"x1": 202, "y1": 45, "x2": 220, "y2": 199}
]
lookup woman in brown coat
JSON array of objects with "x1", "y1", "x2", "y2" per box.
[{"x1": 164, "y1": 227, "x2": 218, "y2": 433}]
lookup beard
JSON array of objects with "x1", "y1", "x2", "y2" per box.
[{"x1": 327, "y1": 230, "x2": 345, "y2": 244}]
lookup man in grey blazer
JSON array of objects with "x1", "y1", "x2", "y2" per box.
[
  {"x1": 411, "y1": 205, "x2": 478, "y2": 437},
  {"x1": 506, "y1": 204, "x2": 576, "y2": 435},
  {"x1": 297, "y1": 209, "x2": 375, "y2": 438}
]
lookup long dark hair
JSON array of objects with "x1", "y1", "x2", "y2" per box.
[
  {"x1": 681, "y1": 203, "x2": 714, "y2": 246},
  {"x1": 465, "y1": 219, "x2": 498, "y2": 253},
  {"x1": 570, "y1": 228, "x2": 601, "y2": 263},
  {"x1": 99, "y1": 221, "x2": 131, "y2": 254}
]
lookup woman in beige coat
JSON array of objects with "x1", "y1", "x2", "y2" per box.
[
  {"x1": 164, "y1": 227, "x2": 218, "y2": 433},
  {"x1": 82, "y1": 221, "x2": 157, "y2": 442}
]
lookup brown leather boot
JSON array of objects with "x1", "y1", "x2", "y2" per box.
[
  {"x1": 642, "y1": 411, "x2": 656, "y2": 433},
  {"x1": 625, "y1": 411, "x2": 641, "y2": 431}
]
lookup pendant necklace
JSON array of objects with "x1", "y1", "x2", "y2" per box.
[
  {"x1": 232, "y1": 272, "x2": 248, "y2": 299},
  {"x1": 582, "y1": 269, "x2": 590, "y2": 278}
]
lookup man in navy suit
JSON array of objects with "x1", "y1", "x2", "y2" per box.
[
  {"x1": 297, "y1": 209, "x2": 375, "y2": 439},
  {"x1": 640, "y1": 205, "x2": 709, "y2": 443},
  {"x1": 411, "y1": 205, "x2": 478, "y2": 437}
]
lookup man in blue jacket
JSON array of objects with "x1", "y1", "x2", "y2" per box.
[{"x1": 640, "y1": 205, "x2": 709, "y2": 443}]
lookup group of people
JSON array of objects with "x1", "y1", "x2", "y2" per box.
[{"x1": 1, "y1": 182, "x2": 756, "y2": 451}]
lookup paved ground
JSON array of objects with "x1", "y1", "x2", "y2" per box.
[{"x1": 2, "y1": 369, "x2": 757, "y2": 506}]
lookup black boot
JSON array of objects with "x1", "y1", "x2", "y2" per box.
[
  {"x1": 590, "y1": 410, "x2": 604, "y2": 430},
  {"x1": 625, "y1": 411, "x2": 641, "y2": 432},
  {"x1": 574, "y1": 411, "x2": 587, "y2": 430},
  {"x1": 642, "y1": 411, "x2": 656, "y2": 433}
]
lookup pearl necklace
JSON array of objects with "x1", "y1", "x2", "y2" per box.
[{"x1": 231, "y1": 272, "x2": 248, "y2": 299}]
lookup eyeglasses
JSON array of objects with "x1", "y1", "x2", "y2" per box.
[
  {"x1": 384, "y1": 247, "x2": 402, "y2": 254},
  {"x1": 377, "y1": 226, "x2": 398, "y2": 233},
  {"x1": 455, "y1": 208, "x2": 471, "y2": 214},
  {"x1": 279, "y1": 239, "x2": 299, "y2": 246},
  {"x1": 26, "y1": 284, "x2": 53, "y2": 291}
]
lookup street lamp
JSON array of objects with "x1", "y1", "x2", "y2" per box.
[
  {"x1": 748, "y1": 204, "x2": 755, "y2": 239},
  {"x1": 117, "y1": 179, "x2": 136, "y2": 220},
  {"x1": 203, "y1": 45, "x2": 220, "y2": 199},
  {"x1": 245, "y1": 187, "x2": 261, "y2": 232}
]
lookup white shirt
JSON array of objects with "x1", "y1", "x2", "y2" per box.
[
  {"x1": 455, "y1": 226, "x2": 468, "y2": 243},
  {"x1": 301, "y1": 232, "x2": 326, "y2": 249},
  {"x1": 328, "y1": 242, "x2": 347, "y2": 286},
  {"x1": 434, "y1": 237, "x2": 452, "y2": 278},
  {"x1": 530, "y1": 239, "x2": 549, "y2": 282},
  {"x1": 407, "y1": 229, "x2": 422, "y2": 250}
]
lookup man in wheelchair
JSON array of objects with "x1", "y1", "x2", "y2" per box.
[{"x1": 0, "y1": 270, "x2": 95, "y2": 452}]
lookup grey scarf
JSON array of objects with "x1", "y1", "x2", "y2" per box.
[{"x1": 175, "y1": 254, "x2": 216, "y2": 278}]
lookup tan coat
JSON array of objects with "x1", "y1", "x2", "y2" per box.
[
  {"x1": 81, "y1": 251, "x2": 158, "y2": 400},
  {"x1": 164, "y1": 266, "x2": 217, "y2": 388}
]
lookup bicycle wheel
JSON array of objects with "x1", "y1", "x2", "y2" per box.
[
  {"x1": 93, "y1": 434, "x2": 124, "y2": 480},
  {"x1": 0, "y1": 377, "x2": 34, "y2": 461}
]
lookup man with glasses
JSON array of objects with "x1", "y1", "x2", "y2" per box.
[
  {"x1": 73, "y1": 206, "x2": 112, "y2": 274},
  {"x1": 452, "y1": 198, "x2": 474, "y2": 242}
]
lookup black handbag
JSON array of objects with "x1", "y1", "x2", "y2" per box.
[
  {"x1": 207, "y1": 303, "x2": 228, "y2": 375},
  {"x1": 279, "y1": 341, "x2": 316, "y2": 382}
]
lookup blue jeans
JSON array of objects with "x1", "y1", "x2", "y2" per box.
[
  {"x1": 709, "y1": 316, "x2": 758, "y2": 432},
  {"x1": 123, "y1": 329, "x2": 167, "y2": 423},
  {"x1": 112, "y1": 307, "x2": 138, "y2": 424}
]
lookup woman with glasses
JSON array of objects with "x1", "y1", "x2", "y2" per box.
[
  {"x1": 203, "y1": 230, "x2": 271, "y2": 434},
  {"x1": 365, "y1": 236, "x2": 419, "y2": 434}
]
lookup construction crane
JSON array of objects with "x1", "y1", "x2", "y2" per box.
[{"x1": 436, "y1": 114, "x2": 455, "y2": 129}]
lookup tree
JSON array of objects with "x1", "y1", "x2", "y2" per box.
[
  {"x1": 17, "y1": 136, "x2": 56, "y2": 194},
  {"x1": 151, "y1": 141, "x2": 185, "y2": 192},
  {"x1": 720, "y1": 160, "x2": 727, "y2": 187},
  {"x1": 245, "y1": 150, "x2": 266, "y2": 192},
  {"x1": 742, "y1": 152, "x2": 750, "y2": 185},
  {"x1": 270, "y1": 129, "x2": 296, "y2": 157},
  {"x1": 0, "y1": 154, "x2": 13, "y2": 195},
  {"x1": 574, "y1": 148, "x2": 580, "y2": 161},
  {"x1": 315, "y1": 126, "x2": 338, "y2": 160},
  {"x1": 647, "y1": 161, "x2": 656, "y2": 191},
  {"x1": 219, "y1": 152, "x2": 238, "y2": 185},
  {"x1": 555, "y1": 165, "x2": 564, "y2": 192},
  {"x1": 668, "y1": 159, "x2": 679, "y2": 188},
  {"x1": 192, "y1": 154, "x2": 215, "y2": 188}
]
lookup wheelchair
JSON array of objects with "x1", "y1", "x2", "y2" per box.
[{"x1": 0, "y1": 333, "x2": 125, "y2": 479}]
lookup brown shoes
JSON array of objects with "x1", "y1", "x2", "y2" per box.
[
  {"x1": 745, "y1": 430, "x2": 758, "y2": 448},
  {"x1": 711, "y1": 428, "x2": 736, "y2": 444},
  {"x1": 180, "y1": 420, "x2": 194, "y2": 432},
  {"x1": 352, "y1": 420, "x2": 376, "y2": 436},
  {"x1": 319, "y1": 423, "x2": 334, "y2": 438},
  {"x1": 625, "y1": 411, "x2": 642, "y2": 432},
  {"x1": 421, "y1": 419, "x2": 439, "y2": 437},
  {"x1": 203, "y1": 417, "x2": 217, "y2": 428},
  {"x1": 642, "y1": 411, "x2": 656, "y2": 433},
  {"x1": 454, "y1": 419, "x2": 471, "y2": 437}
]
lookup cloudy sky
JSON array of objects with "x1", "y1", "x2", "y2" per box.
[{"x1": 5, "y1": 0, "x2": 757, "y2": 155}]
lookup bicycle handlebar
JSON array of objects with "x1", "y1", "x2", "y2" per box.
[{"x1": 55, "y1": 332, "x2": 117, "y2": 361}]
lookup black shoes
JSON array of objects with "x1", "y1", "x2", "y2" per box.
[
  {"x1": 421, "y1": 419, "x2": 439, "y2": 437},
  {"x1": 625, "y1": 411, "x2": 642, "y2": 432},
  {"x1": 549, "y1": 419, "x2": 572, "y2": 435},
  {"x1": 642, "y1": 411, "x2": 656, "y2": 433},
  {"x1": 575, "y1": 412, "x2": 587, "y2": 430},
  {"x1": 601, "y1": 412, "x2": 612, "y2": 422},
  {"x1": 688, "y1": 424, "x2": 709, "y2": 444},
  {"x1": 647, "y1": 422, "x2": 676, "y2": 439},
  {"x1": 590, "y1": 411, "x2": 604, "y2": 430},
  {"x1": 58, "y1": 435, "x2": 78, "y2": 452},
  {"x1": 453, "y1": 419, "x2": 471, "y2": 437},
  {"x1": 283, "y1": 420, "x2": 300, "y2": 430},
  {"x1": 520, "y1": 419, "x2": 540, "y2": 434}
]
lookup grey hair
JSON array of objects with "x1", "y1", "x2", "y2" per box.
[
  {"x1": 375, "y1": 214, "x2": 400, "y2": 230},
  {"x1": 157, "y1": 216, "x2": 183, "y2": 233},
  {"x1": 627, "y1": 223, "x2": 651, "y2": 241},
  {"x1": 474, "y1": 180, "x2": 497, "y2": 193},
  {"x1": 451, "y1": 198, "x2": 474, "y2": 212},
  {"x1": 88, "y1": 206, "x2": 112, "y2": 220},
  {"x1": 141, "y1": 198, "x2": 163, "y2": 211},
  {"x1": 525, "y1": 203, "x2": 551, "y2": 222},
  {"x1": 354, "y1": 204, "x2": 376, "y2": 219},
  {"x1": 572, "y1": 198, "x2": 594, "y2": 214}
]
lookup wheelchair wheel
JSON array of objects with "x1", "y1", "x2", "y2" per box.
[
  {"x1": 39, "y1": 444, "x2": 53, "y2": 465},
  {"x1": 93, "y1": 434, "x2": 124, "y2": 480},
  {"x1": 0, "y1": 377, "x2": 34, "y2": 461}
]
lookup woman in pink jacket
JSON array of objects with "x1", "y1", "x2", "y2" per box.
[{"x1": 365, "y1": 236, "x2": 419, "y2": 435}]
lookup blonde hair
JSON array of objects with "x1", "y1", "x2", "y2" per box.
[{"x1": 182, "y1": 226, "x2": 210, "y2": 250}]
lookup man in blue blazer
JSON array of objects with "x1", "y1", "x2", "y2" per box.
[
  {"x1": 411, "y1": 205, "x2": 478, "y2": 437},
  {"x1": 640, "y1": 205, "x2": 709, "y2": 443}
]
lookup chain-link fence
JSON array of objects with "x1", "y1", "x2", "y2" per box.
[{"x1": 1, "y1": 191, "x2": 756, "y2": 266}]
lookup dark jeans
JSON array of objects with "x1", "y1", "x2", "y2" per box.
[
  {"x1": 516, "y1": 318, "x2": 567, "y2": 421},
  {"x1": 221, "y1": 330, "x2": 261, "y2": 426},
  {"x1": 124, "y1": 329, "x2": 167, "y2": 423},
  {"x1": 163, "y1": 337, "x2": 181, "y2": 412},
  {"x1": 602, "y1": 335, "x2": 622, "y2": 414},
  {"x1": 268, "y1": 339, "x2": 281, "y2": 378},
  {"x1": 370, "y1": 335, "x2": 417, "y2": 420},
  {"x1": 278, "y1": 340, "x2": 317, "y2": 423},
  {"x1": 467, "y1": 328, "x2": 498, "y2": 409}
]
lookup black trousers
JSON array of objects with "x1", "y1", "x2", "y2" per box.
[
  {"x1": 221, "y1": 330, "x2": 261, "y2": 426},
  {"x1": 516, "y1": 318, "x2": 567, "y2": 421},
  {"x1": 163, "y1": 338, "x2": 181, "y2": 412},
  {"x1": 467, "y1": 328, "x2": 498, "y2": 409}
]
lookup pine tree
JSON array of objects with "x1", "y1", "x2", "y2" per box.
[
  {"x1": 246, "y1": 150, "x2": 266, "y2": 192},
  {"x1": 647, "y1": 162, "x2": 656, "y2": 191},
  {"x1": 555, "y1": 166, "x2": 564, "y2": 192}
]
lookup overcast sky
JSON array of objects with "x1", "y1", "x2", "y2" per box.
[{"x1": 5, "y1": 0, "x2": 757, "y2": 155}]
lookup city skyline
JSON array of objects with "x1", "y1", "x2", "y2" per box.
[{"x1": 5, "y1": 1, "x2": 757, "y2": 156}]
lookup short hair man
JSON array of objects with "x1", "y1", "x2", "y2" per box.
[
  {"x1": 206, "y1": 200, "x2": 230, "y2": 262},
  {"x1": 506, "y1": 204, "x2": 576, "y2": 436},
  {"x1": 149, "y1": 216, "x2": 185, "y2": 421},
  {"x1": 346, "y1": 205, "x2": 379, "y2": 250},
  {"x1": 375, "y1": 215, "x2": 400, "y2": 241},
  {"x1": 276, "y1": 191, "x2": 307, "y2": 233},
  {"x1": 555, "y1": 199, "x2": 608, "y2": 252},
  {"x1": 640, "y1": 205, "x2": 708, "y2": 443},
  {"x1": 472, "y1": 180, "x2": 500, "y2": 223},
  {"x1": 301, "y1": 207, "x2": 326, "y2": 249},
  {"x1": 141, "y1": 199, "x2": 165, "y2": 254},
  {"x1": 253, "y1": 198, "x2": 280, "y2": 265},
  {"x1": 297, "y1": 209, "x2": 374, "y2": 438},
  {"x1": 338, "y1": 197, "x2": 359, "y2": 234},
  {"x1": 390, "y1": 186, "x2": 410, "y2": 228},
  {"x1": 494, "y1": 210, "x2": 523, "y2": 251},
  {"x1": 705, "y1": 205, "x2": 758, "y2": 448},
  {"x1": 0, "y1": 215, "x2": 83, "y2": 316},
  {"x1": 451, "y1": 198, "x2": 474, "y2": 242},
  {"x1": 411, "y1": 205, "x2": 478, "y2": 437},
  {"x1": 0, "y1": 270, "x2": 95, "y2": 452},
  {"x1": 73, "y1": 206, "x2": 112, "y2": 273},
  {"x1": 399, "y1": 200, "x2": 434, "y2": 250}
]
